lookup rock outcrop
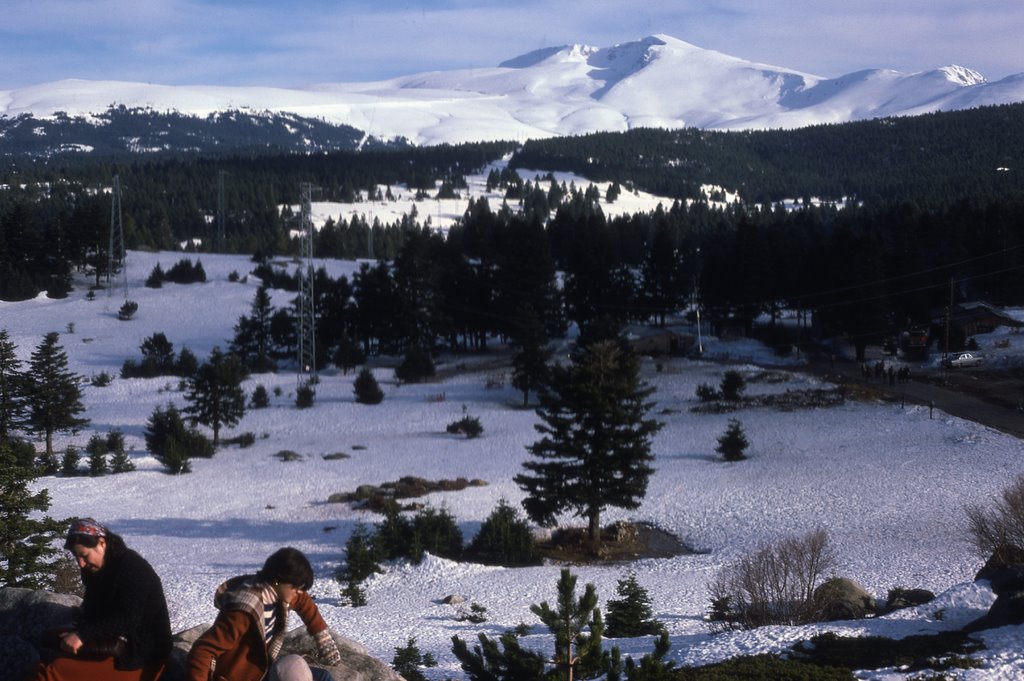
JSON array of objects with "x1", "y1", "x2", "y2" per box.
[
  {"x1": 812, "y1": 577, "x2": 876, "y2": 621},
  {"x1": 964, "y1": 549, "x2": 1024, "y2": 633}
]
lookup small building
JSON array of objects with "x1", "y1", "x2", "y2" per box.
[
  {"x1": 932, "y1": 301, "x2": 1024, "y2": 337},
  {"x1": 623, "y1": 325, "x2": 695, "y2": 356}
]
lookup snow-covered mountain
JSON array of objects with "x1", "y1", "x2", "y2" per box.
[{"x1": 3, "y1": 34, "x2": 1024, "y2": 147}]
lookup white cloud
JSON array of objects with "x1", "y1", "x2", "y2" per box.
[{"x1": 1, "y1": 0, "x2": 1021, "y2": 87}]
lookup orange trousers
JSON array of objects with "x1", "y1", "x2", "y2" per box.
[{"x1": 33, "y1": 656, "x2": 163, "y2": 681}]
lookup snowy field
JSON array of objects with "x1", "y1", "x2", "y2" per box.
[{"x1": 5, "y1": 250, "x2": 1024, "y2": 679}]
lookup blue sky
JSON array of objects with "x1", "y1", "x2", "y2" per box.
[{"x1": 1, "y1": 1, "x2": 1021, "y2": 89}]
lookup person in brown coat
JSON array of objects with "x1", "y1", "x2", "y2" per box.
[{"x1": 186, "y1": 547, "x2": 341, "y2": 681}]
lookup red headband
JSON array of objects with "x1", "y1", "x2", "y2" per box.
[{"x1": 67, "y1": 517, "x2": 107, "y2": 539}]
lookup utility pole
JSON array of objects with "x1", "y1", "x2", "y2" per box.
[
  {"x1": 943, "y1": 277, "x2": 954, "y2": 362},
  {"x1": 297, "y1": 182, "x2": 317, "y2": 385}
]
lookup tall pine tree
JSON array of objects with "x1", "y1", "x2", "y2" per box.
[
  {"x1": 515, "y1": 340, "x2": 662, "y2": 548},
  {"x1": 26, "y1": 332, "x2": 89, "y2": 462},
  {"x1": 0, "y1": 329, "x2": 28, "y2": 441},
  {"x1": 0, "y1": 439, "x2": 63, "y2": 588},
  {"x1": 509, "y1": 304, "x2": 552, "y2": 408},
  {"x1": 184, "y1": 347, "x2": 247, "y2": 446}
]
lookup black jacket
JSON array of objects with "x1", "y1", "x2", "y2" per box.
[{"x1": 77, "y1": 545, "x2": 173, "y2": 670}]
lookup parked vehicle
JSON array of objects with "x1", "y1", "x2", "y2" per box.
[{"x1": 942, "y1": 352, "x2": 983, "y2": 368}]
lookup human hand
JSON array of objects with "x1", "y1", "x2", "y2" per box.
[
  {"x1": 313, "y1": 629, "x2": 341, "y2": 665},
  {"x1": 59, "y1": 631, "x2": 84, "y2": 655}
]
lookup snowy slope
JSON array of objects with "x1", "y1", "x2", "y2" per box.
[
  {"x1": 5, "y1": 247, "x2": 1024, "y2": 680},
  {"x1": 3, "y1": 34, "x2": 1022, "y2": 145}
]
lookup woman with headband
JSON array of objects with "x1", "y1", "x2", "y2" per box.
[{"x1": 33, "y1": 518, "x2": 172, "y2": 681}]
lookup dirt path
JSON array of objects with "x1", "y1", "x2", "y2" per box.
[{"x1": 797, "y1": 353, "x2": 1024, "y2": 440}]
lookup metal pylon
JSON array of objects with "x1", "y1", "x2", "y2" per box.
[
  {"x1": 107, "y1": 175, "x2": 128, "y2": 299},
  {"x1": 217, "y1": 170, "x2": 226, "y2": 252},
  {"x1": 297, "y1": 182, "x2": 317, "y2": 384}
]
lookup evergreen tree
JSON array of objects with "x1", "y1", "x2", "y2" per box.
[
  {"x1": 353, "y1": 367, "x2": 384, "y2": 405},
  {"x1": 515, "y1": 341, "x2": 662, "y2": 547},
  {"x1": 605, "y1": 573, "x2": 665, "y2": 638},
  {"x1": 86, "y1": 433, "x2": 109, "y2": 476},
  {"x1": 639, "y1": 224, "x2": 689, "y2": 326},
  {"x1": 0, "y1": 329, "x2": 28, "y2": 440},
  {"x1": 60, "y1": 445, "x2": 80, "y2": 476},
  {"x1": 0, "y1": 438, "x2": 63, "y2": 589},
  {"x1": 509, "y1": 305, "x2": 552, "y2": 408},
  {"x1": 451, "y1": 630, "x2": 547, "y2": 681},
  {"x1": 250, "y1": 384, "x2": 270, "y2": 409},
  {"x1": 231, "y1": 285, "x2": 276, "y2": 371},
  {"x1": 452, "y1": 568, "x2": 622, "y2": 681},
  {"x1": 530, "y1": 568, "x2": 609, "y2": 680},
  {"x1": 295, "y1": 383, "x2": 315, "y2": 409},
  {"x1": 338, "y1": 521, "x2": 382, "y2": 606},
  {"x1": 144, "y1": 403, "x2": 210, "y2": 474},
  {"x1": 410, "y1": 506, "x2": 463, "y2": 562},
  {"x1": 184, "y1": 347, "x2": 247, "y2": 446},
  {"x1": 107, "y1": 430, "x2": 135, "y2": 473},
  {"x1": 720, "y1": 370, "x2": 746, "y2": 402},
  {"x1": 333, "y1": 333, "x2": 367, "y2": 374},
  {"x1": 139, "y1": 332, "x2": 177, "y2": 376},
  {"x1": 394, "y1": 346, "x2": 435, "y2": 384},
  {"x1": 175, "y1": 346, "x2": 199, "y2": 377},
  {"x1": 392, "y1": 638, "x2": 438, "y2": 681},
  {"x1": 715, "y1": 418, "x2": 749, "y2": 462},
  {"x1": 25, "y1": 332, "x2": 89, "y2": 462},
  {"x1": 269, "y1": 308, "x2": 297, "y2": 361},
  {"x1": 466, "y1": 498, "x2": 541, "y2": 567}
]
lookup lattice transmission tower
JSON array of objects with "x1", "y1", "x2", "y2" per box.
[
  {"x1": 217, "y1": 170, "x2": 226, "y2": 251},
  {"x1": 107, "y1": 174, "x2": 128, "y2": 300},
  {"x1": 296, "y1": 182, "x2": 317, "y2": 385}
]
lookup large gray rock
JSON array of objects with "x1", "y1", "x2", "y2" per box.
[
  {"x1": 0, "y1": 587, "x2": 83, "y2": 681},
  {"x1": 1, "y1": 587, "x2": 404, "y2": 681},
  {"x1": 964, "y1": 563, "x2": 1024, "y2": 633},
  {"x1": 812, "y1": 577, "x2": 876, "y2": 621}
]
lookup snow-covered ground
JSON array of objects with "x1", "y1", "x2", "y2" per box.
[
  {"x1": 296, "y1": 162, "x2": 725, "y2": 235},
  {"x1": 5, "y1": 250, "x2": 1024, "y2": 679}
]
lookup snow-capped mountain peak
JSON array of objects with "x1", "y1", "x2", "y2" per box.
[
  {"x1": 937, "y1": 64, "x2": 987, "y2": 86},
  {"x1": 2, "y1": 33, "x2": 1023, "y2": 149}
]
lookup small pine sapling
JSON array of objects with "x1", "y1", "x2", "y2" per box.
[
  {"x1": 107, "y1": 430, "x2": 135, "y2": 473},
  {"x1": 605, "y1": 572, "x2": 665, "y2": 638},
  {"x1": 715, "y1": 418, "x2": 750, "y2": 461},
  {"x1": 720, "y1": 370, "x2": 747, "y2": 401},
  {"x1": 250, "y1": 384, "x2": 270, "y2": 409},
  {"x1": 60, "y1": 446, "x2": 80, "y2": 477},
  {"x1": 86, "y1": 433, "x2": 108, "y2": 477},
  {"x1": 295, "y1": 383, "x2": 315, "y2": 409},
  {"x1": 466, "y1": 498, "x2": 541, "y2": 567},
  {"x1": 455, "y1": 602, "x2": 488, "y2": 623},
  {"x1": 118, "y1": 300, "x2": 139, "y2": 320},
  {"x1": 337, "y1": 522, "x2": 382, "y2": 607},
  {"x1": 353, "y1": 367, "x2": 384, "y2": 405},
  {"x1": 446, "y1": 404, "x2": 484, "y2": 438},
  {"x1": 391, "y1": 637, "x2": 438, "y2": 681}
]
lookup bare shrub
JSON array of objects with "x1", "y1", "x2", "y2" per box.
[
  {"x1": 965, "y1": 475, "x2": 1024, "y2": 560},
  {"x1": 708, "y1": 527, "x2": 836, "y2": 631}
]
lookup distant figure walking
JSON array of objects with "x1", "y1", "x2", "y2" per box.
[
  {"x1": 34, "y1": 518, "x2": 171, "y2": 681},
  {"x1": 186, "y1": 547, "x2": 341, "y2": 681}
]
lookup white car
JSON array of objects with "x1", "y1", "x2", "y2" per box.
[{"x1": 943, "y1": 352, "x2": 983, "y2": 368}]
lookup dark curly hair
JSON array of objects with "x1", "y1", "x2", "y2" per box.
[{"x1": 256, "y1": 547, "x2": 314, "y2": 591}]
